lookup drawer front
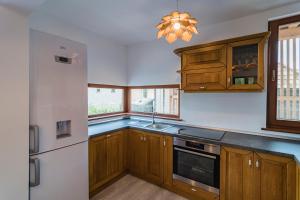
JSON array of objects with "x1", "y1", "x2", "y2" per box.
[
  {"x1": 181, "y1": 67, "x2": 227, "y2": 91},
  {"x1": 173, "y1": 179, "x2": 219, "y2": 200},
  {"x1": 182, "y1": 44, "x2": 226, "y2": 70}
]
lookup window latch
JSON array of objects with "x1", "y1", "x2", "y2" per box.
[{"x1": 272, "y1": 70, "x2": 276, "y2": 82}]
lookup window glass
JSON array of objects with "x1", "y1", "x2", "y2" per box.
[
  {"x1": 88, "y1": 87, "x2": 124, "y2": 116},
  {"x1": 276, "y1": 21, "x2": 300, "y2": 121},
  {"x1": 130, "y1": 88, "x2": 179, "y2": 116}
]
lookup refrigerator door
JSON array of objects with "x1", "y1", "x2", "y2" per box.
[
  {"x1": 30, "y1": 30, "x2": 88, "y2": 153},
  {"x1": 29, "y1": 141, "x2": 88, "y2": 200}
]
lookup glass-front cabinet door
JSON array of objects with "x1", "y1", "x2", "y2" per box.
[{"x1": 227, "y1": 37, "x2": 266, "y2": 90}]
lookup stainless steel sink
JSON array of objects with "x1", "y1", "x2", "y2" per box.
[{"x1": 144, "y1": 123, "x2": 172, "y2": 131}]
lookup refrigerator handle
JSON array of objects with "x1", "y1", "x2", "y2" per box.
[
  {"x1": 29, "y1": 158, "x2": 40, "y2": 187},
  {"x1": 29, "y1": 125, "x2": 39, "y2": 154}
]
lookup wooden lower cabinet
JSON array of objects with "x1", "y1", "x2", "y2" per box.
[
  {"x1": 221, "y1": 146, "x2": 297, "y2": 200},
  {"x1": 163, "y1": 136, "x2": 173, "y2": 189},
  {"x1": 128, "y1": 129, "x2": 164, "y2": 185},
  {"x1": 90, "y1": 130, "x2": 298, "y2": 200},
  {"x1": 89, "y1": 130, "x2": 126, "y2": 196},
  {"x1": 144, "y1": 132, "x2": 164, "y2": 185},
  {"x1": 89, "y1": 134, "x2": 108, "y2": 193},
  {"x1": 297, "y1": 165, "x2": 300, "y2": 200},
  {"x1": 128, "y1": 129, "x2": 146, "y2": 177},
  {"x1": 254, "y1": 152, "x2": 296, "y2": 200},
  {"x1": 220, "y1": 147, "x2": 254, "y2": 200}
]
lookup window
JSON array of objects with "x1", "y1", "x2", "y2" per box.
[
  {"x1": 129, "y1": 85, "x2": 180, "y2": 118},
  {"x1": 88, "y1": 84, "x2": 126, "y2": 117},
  {"x1": 267, "y1": 14, "x2": 300, "y2": 133}
]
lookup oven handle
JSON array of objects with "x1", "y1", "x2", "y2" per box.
[{"x1": 174, "y1": 147, "x2": 217, "y2": 159}]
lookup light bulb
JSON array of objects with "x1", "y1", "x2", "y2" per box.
[{"x1": 173, "y1": 22, "x2": 181, "y2": 30}]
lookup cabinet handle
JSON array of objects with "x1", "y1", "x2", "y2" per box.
[
  {"x1": 248, "y1": 159, "x2": 252, "y2": 166},
  {"x1": 255, "y1": 160, "x2": 260, "y2": 168},
  {"x1": 199, "y1": 86, "x2": 206, "y2": 89},
  {"x1": 140, "y1": 136, "x2": 143, "y2": 141},
  {"x1": 191, "y1": 188, "x2": 197, "y2": 192},
  {"x1": 144, "y1": 136, "x2": 147, "y2": 141},
  {"x1": 163, "y1": 140, "x2": 166, "y2": 147},
  {"x1": 106, "y1": 134, "x2": 111, "y2": 138},
  {"x1": 228, "y1": 77, "x2": 231, "y2": 83}
]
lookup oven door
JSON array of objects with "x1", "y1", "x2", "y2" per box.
[{"x1": 173, "y1": 146, "x2": 220, "y2": 194}]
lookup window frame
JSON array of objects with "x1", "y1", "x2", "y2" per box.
[
  {"x1": 266, "y1": 14, "x2": 300, "y2": 134},
  {"x1": 88, "y1": 83, "x2": 128, "y2": 118},
  {"x1": 128, "y1": 84, "x2": 180, "y2": 119}
]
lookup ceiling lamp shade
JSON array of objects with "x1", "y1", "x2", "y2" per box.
[{"x1": 156, "y1": 11, "x2": 198, "y2": 43}]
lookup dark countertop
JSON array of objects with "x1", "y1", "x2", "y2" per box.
[{"x1": 88, "y1": 119, "x2": 300, "y2": 163}]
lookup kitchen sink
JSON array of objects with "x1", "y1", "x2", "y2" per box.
[{"x1": 144, "y1": 123, "x2": 172, "y2": 131}]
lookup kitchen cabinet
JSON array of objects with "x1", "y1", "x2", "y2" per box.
[
  {"x1": 227, "y1": 37, "x2": 265, "y2": 90},
  {"x1": 253, "y1": 152, "x2": 296, "y2": 200},
  {"x1": 89, "y1": 134, "x2": 107, "y2": 193},
  {"x1": 175, "y1": 32, "x2": 270, "y2": 92},
  {"x1": 128, "y1": 129, "x2": 146, "y2": 177},
  {"x1": 89, "y1": 130, "x2": 126, "y2": 196},
  {"x1": 144, "y1": 132, "x2": 164, "y2": 185},
  {"x1": 181, "y1": 67, "x2": 227, "y2": 91},
  {"x1": 128, "y1": 129, "x2": 164, "y2": 185},
  {"x1": 220, "y1": 146, "x2": 297, "y2": 200},
  {"x1": 107, "y1": 132, "x2": 125, "y2": 178},
  {"x1": 163, "y1": 136, "x2": 173, "y2": 189},
  {"x1": 220, "y1": 147, "x2": 254, "y2": 200},
  {"x1": 181, "y1": 44, "x2": 227, "y2": 70},
  {"x1": 297, "y1": 166, "x2": 300, "y2": 200}
]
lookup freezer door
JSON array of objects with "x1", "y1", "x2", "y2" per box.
[
  {"x1": 30, "y1": 142, "x2": 88, "y2": 200},
  {"x1": 30, "y1": 30, "x2": 88, "y2": 153}
]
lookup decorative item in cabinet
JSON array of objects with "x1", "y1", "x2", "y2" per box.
[{"x1": 227, "y1": 33, "x2": 270, "y2": 90}]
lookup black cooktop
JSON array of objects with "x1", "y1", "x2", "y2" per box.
[{"x1": 178, "y1": 127, "x2": 225, "y2": 141}]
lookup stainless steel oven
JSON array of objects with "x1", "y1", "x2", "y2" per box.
[{"x1": 173, "y1": 137, "x2": 220, "y2": 194}]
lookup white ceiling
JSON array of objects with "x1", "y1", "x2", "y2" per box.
[
  {"x1": 18, "y1": 0, "x2": 300, "y2": 44},
  {"x1": 0, "y1": 0, "x2": 46, "y2": 15}
]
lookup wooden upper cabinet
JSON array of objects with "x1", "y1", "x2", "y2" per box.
[
  {"x1": 175, "y1": 32, "x2": 270, "y2": 92},
  {"x1": 253, "y1": 152, "x2": 296, "y2": 200},
  {"x1": 181, "y1": 67, "x2": 227, "y2": 91},
  {"x1": 220, "y1": 147, "x2": 254, "y2": 200},
  {"x1": 227, "y1": 37, "x2": 267, "y2": 90},
  {"x1": 182, "y1": 44, "x2": 227, "y2": 70}
]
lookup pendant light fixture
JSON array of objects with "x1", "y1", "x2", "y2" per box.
[{"x1": 156, "y1": 0, "x2": 198, "y2": 43}]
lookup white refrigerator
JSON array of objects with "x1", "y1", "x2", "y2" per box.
[{"x1": 29, "y1": 30, "x2": 89, "y2": 200}]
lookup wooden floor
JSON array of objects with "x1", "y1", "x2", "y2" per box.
[{"x1": 91, "y1": 175, "x2": 187, "y2": 200}]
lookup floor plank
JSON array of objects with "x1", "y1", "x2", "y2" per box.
[{"x1": 91, "y1": 175, "x2": 187, "y2": 200}]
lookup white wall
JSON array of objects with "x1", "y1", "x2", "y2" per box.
[
  {"x1": 0, "y1": 6, "x2": 29, "y2": 200},
  {"x1": 29, "y1": 13, "x2": 128, "y2": 86},
  {"x1": 128, "y1": 3, "x2": 300, "y2": 136}
]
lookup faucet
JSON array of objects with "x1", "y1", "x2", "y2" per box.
[
  {"x1": 152, "y1": 111, "x2": 156, "y2": 124},
  {"x1": 151, "y1": 100, "x2": 156, "y2": 124}
]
